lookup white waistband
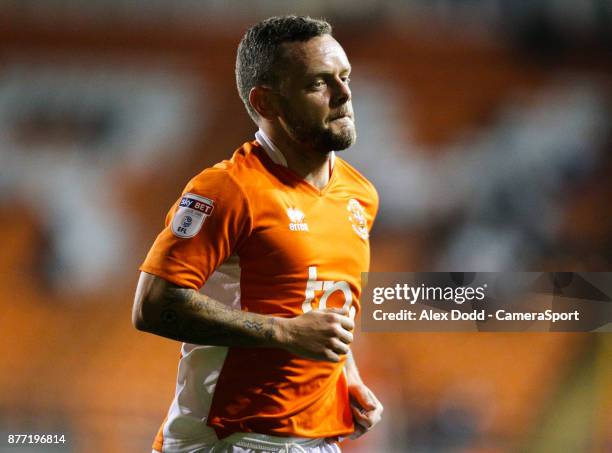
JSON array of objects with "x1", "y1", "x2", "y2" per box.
[{"x1": 222, "y1": 432, "x2": 333, "y2": 451}]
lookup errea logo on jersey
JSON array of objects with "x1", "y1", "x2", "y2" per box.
[{"x1": 287, "y1": 207, "x2": 309, "y2": 231}]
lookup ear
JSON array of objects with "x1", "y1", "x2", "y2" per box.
[{"x1": 249, "y1": 86, "x2": 277, "y2": 120}]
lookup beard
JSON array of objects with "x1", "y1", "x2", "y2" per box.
[{"x1": 279, "y1": 98, "x2": 356, "y2": 153}]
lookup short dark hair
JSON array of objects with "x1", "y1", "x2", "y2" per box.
[{"x1": 236, "y1": 15, "x2": 332, "y2": 123}]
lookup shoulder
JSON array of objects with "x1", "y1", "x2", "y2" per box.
[
  {"x1": 186, "y1": 141, "x2": 263, "y2": 197},
  {"x1": 185, "y1": 166, "x2": 244, "y2": 203},
  {"x1": 179, "y1": 142, "x2": 267, "y2": 218}
]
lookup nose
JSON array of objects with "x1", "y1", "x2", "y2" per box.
[{"x1": 331, "y1": 77, "x2": 351, "y2": 107}]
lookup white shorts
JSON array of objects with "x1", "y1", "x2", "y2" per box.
[{"x1": 153, "y1": 432, "x2": 341, "y2": 453}]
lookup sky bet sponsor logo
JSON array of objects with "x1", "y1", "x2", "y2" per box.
[
  {"x1": 172, "y1": 193, "x2": 214, "y2": 238},
  {"x1": 179, "y1": 196, "x2": 214, "y2": 215}
]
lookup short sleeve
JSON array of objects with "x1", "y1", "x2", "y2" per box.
[{"x1": 140, "y1": 168, "x2": 251, "y2": 289}]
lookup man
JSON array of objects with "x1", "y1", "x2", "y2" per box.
[{"x1": 133, "y1": 15, "x2": 382, "y2": 453}]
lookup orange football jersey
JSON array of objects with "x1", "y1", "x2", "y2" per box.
[{"x1": 141, "y1": 131, "x2": 378, "y2": 452}]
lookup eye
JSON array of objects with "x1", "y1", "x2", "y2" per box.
[
  {"x1": 341, "y1": 77, "x2": 351, "y2": 84},
  {"x1": 311, "y1": 80, "x2": 326, "y2": 89}
]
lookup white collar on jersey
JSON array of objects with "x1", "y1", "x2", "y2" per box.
[{"x1": 255, "y1": 129, "x2": 335, "y2": 170}]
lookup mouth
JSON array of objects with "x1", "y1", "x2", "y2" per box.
[{"x1": 329, "y1": 114, "x2": 353, "y2": 122}]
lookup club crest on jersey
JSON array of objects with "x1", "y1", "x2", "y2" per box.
[
  {"x1": 171, "y1": 193, "x2": 215, "y2": 238},
  {"x1": 347, "y1": 198, "x2": 368, "y2": 240},
  {"x1": 287, "y1": 207, "x2": 309, "y2": 232}
]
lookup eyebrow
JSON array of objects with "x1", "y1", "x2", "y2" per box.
[{"x1": 306, "y1": 65, "x2": 352, "y2": 77}]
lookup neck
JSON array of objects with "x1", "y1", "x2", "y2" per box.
[{"x1": 261, "y1": 125, "x2": 332, "y2": 190}]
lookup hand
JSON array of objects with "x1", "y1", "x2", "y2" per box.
[
  {"x1": 348, "y1": 382, "x2": 383, "y2": 439},
  {"x1": 277, "y1": 308, "x2": 354, "y2": 362}
]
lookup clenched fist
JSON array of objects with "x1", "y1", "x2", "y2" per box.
[{"x1": 276, "y1": 308, "x2": 354, "y2": 362}]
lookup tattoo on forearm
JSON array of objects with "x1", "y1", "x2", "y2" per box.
[
  {"x1": 153, "y1": 285, "x2": 276, "y2": 347},
  {"x1": 244, "y1": 320, "x2": 264, "y2": 332},
  {"x1": 243, "y1": 318, "x2": 274, "y2": 341}
]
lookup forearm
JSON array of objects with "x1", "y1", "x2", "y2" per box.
[
  {"x1": 133, "y1": 272, "x2": 356, "y2": 361},
  {"x1": 346, "y1": 347, "x2": 384, "y2": 438},
  {"x1": 136, "y1": 280, "x2": 282, "y2": 348},
  {"x1": 345, "y1": 348, "x2": 363, "y2": 385}
]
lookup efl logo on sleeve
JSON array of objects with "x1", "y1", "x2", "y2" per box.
[{"x1": 171, "y1": 193, "x2": 215, "y2": 238}]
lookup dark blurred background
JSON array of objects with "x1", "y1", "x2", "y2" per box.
[{"x1": 1, "y1": 1, "x2": 611, "y2": 452}]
